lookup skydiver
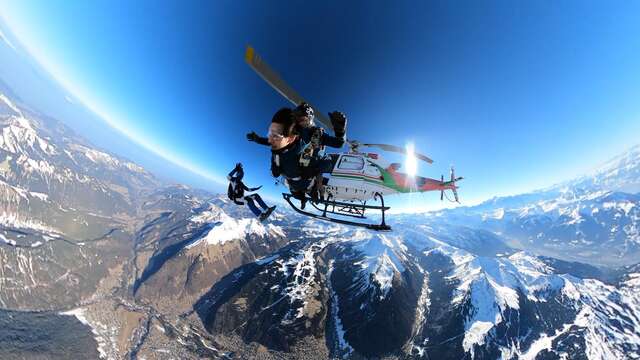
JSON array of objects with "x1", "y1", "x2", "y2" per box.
[
  {"x1": 290, "y1": 102, "x2": 347, "y2": 203},
  {"x1": 227, "y1": 163, "x2": 276, "y2": 221},
  {"x1": 246, "y1": 104, "x2": 347, "y2": 208}
]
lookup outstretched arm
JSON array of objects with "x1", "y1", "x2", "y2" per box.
[
  {"x1": 240, "y1": 182, "x2": 262, "y2": 192},
  {"x1": 247, "y1": 131, "x2": 270, "y2": 146},
  {"x1": 240, "y1": 182, "x2": 250, "y2": 192},
  {"x1": 321, "y1": 133, "x2": 345, "y2": 148}
]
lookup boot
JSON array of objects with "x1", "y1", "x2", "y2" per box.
[
  {"x1": 292, "y1": 191, "x2": 307, "y2": 210},
  {"x1": 259, "y1": 206, "x2": 276, "y2": 222}
]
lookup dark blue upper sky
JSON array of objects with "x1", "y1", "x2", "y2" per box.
[{"x1": 2, "y1": 1, "x2": 640, "y2": 211}]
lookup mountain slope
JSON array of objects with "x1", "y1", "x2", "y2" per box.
[
  {"x1": 192, "y1": 223, "x2": 640, "y2": 359},
  {"x1": 0, "y1": 89, "x2": 159, "y2": 309}
]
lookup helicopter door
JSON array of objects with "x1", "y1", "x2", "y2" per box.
[{"x1": 332, "y1": 154, "x2": 365, "y2": 199}]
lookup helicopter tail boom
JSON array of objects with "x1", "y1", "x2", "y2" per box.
[
  {"x1": 384, "y1": 164, "x2": 462, "y2": 202},
  {"x1": 412, "y1": 168, "x2": 462, "y2": 202}
]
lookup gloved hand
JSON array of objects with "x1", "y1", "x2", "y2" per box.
[
  {"x1": 249, "y1": 185, "x2": 263, "y2": 191},
  {"x1": 329, "y1": 111, "x2": 347, "y2": 138},
  {"x1": 246, "y1": 131, "x2": 259, "y2": 142}
]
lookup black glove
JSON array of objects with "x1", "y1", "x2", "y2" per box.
[
  {"x1": 246, "y1": 131, "x2": 259, "y2": 142},
  {"x1": 249, "y1": 186, "x2": 262, "y2": 191},
  {"x1": 329, "y1": 111, "x2": 347, "y2": 138}
]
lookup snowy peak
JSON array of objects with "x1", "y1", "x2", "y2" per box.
[
  {"x1": 416, "y1": 247, "x2": 640, "y2": 359},
  {"x1": 0, "y1": 90, "x2": 159, "y2": 215},
  {"x1": 0, "y1": 114, "x2": 56, "y2": 159},
  {"x1": 429, "y1": 144, "x2": 640, "y2": 265},
  {"x1": 186, "y1": 203, "x2": 285, "y2": 248},
  {"x1": 583, "y1": 144, "x2": 640, "y2": 193},
  {"x1": 446, "y1": 251, "x2": 572, "y2": 355},
  {"x1": 442, "y1": 143, "x2": 640, "y2": 219},
  {"x1": 350, "y1": 233, "x2": 407, "y2": 299}
]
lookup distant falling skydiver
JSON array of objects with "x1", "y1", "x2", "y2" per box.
[{"x1": 227, "y1": 163, "x2": 276, "y2": 221}]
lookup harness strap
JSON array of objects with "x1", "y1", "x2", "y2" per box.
[{"x1": 299, "y1": 128, "x2": 324, "y2": 167}]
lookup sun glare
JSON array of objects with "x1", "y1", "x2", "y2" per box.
[{"x1": 405, "y1": 143, "x2": 417, "y2": 177}]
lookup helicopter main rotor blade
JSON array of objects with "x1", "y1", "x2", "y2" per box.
[
  {"x1": 361, "y1": 143, "x2": 434, "y2": 164},
  {"x1": 245, "y1": 46, "x2": 334, "y2": 131}
]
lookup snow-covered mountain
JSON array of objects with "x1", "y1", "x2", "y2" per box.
[
  {"x1": 428, "y1": 145, "x2": 640, "y2": 266},
  {"x1": 0, "y1": 85, "x2": 163, "y2": 310},
  {"x1": 131, "y1": 188, "x2": 292, "y2": 315},
  {"x1": 572, "y1": 144, "x2": 640, "y2": 194},
  {"x1": 192, "y1": 222, "x2": 640, "y2": 359},
  {"x1": 0, "y1": 85, "x2": 159, "y2": 239}
]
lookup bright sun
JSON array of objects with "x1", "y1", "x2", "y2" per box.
[{"x1": 405, "y1": 143, "x2": 417, "y2": 177}]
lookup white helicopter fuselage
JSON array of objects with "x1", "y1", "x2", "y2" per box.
[{"x1": 325, "y1": 153, "x2": 396, "y2": 202}]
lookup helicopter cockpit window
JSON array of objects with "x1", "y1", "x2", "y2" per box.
[
  {"x1": 365, "y1": 163, "x2": 382, "y2": 179},
  {"x1": 337, "y1": 155, "x2": 364, "y2": 171}
]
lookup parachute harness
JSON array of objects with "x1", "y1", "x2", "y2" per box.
[{"x1": 299, "y1": 127, "x2": 325, "y2": 168}]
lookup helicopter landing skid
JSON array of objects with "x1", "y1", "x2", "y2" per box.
[{"x1": 282, "y1": 192, "x2": 392, "y2": 231}]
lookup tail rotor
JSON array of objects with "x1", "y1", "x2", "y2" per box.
[
  {"x1": 440, "y1": 166, "x2": 463, "y2": 203},
  {"x1": 450, "y1": 167, "x2": 460, "y2": 203}
]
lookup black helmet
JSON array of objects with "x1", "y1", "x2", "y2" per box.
[{"x1": 294, "y1": 102, "x2": 314, "y2": 120}]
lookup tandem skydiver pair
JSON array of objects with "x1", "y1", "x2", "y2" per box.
[
  {"x1": 227, "y1": 102, "x2": 345, "y2": 222},
  {"x1": 246, "y1": 102, "x2": 347, "y2": 209}
]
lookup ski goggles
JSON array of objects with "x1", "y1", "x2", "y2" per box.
[{"x1": 268, "y1": 130, "x2": 284, "y2": 141}]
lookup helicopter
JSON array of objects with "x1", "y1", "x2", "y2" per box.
[{"x1": 245, "y1": 46, "x2": 463, "y2": 231}]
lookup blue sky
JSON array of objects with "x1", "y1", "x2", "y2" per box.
[{"x1": 1, "y1": 1, "x2": 640, "y2": 211}]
